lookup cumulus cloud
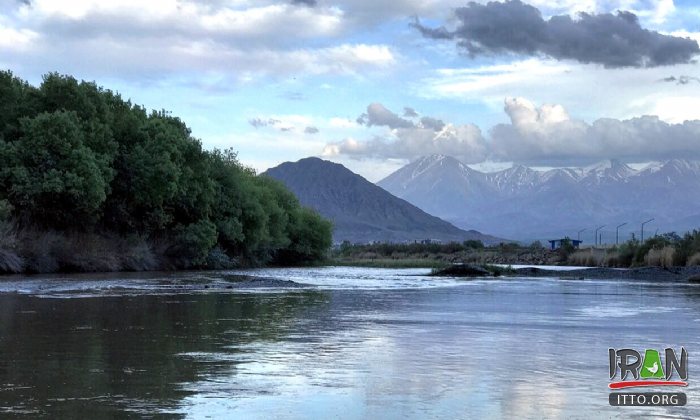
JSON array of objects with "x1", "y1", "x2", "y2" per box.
[
  {"x1": 413, "y1": 0, "x2": 699, "y2": 68},
  {"x1": 490, "y1": 97, "x2": 700, "y2": 164},
  {"x1": 323, "y1": 125, "x2": 488, "y2": 163},
  {"x1": 323, "y1": 99, "x2": 700, "y2": 166},
  {"x1": 419, "y1": 116, "x2": 446, "y2": 131},
  {"x1": 357, "y1": 103, "x2": 415, "y2": 129},
  {"x1": 403, "y1": 107, "x2": 419, "y2": 118},
  {"x1": 304, "y1": 126, "x2": 320, "y2": 134},
  {"x1": 324, "y1": 103, "x2": 487, "y2": 163}
]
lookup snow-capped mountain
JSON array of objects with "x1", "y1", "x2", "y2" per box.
[{"x1": 377, "y1": 155, "x2": 700, "y2": 241}]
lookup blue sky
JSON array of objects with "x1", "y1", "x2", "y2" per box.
[{"x1": 3, "y1": 0, "x2": 700, "y2": 180}]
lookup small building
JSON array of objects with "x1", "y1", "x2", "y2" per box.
[{"x1": 548, "y1": 238, "x2": 582, "y2": 250}]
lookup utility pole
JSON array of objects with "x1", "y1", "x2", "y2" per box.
[
  {"x1": 616, "y1": 222, "x2": 627, "y2": 245},
  {"x1": 577, "y1": 228, "x2": 586, "y2": 242},
  {"x1": 595, "y1": 225, "x2": 606, "y2": 247},
  {"x1": 641, "y1": 218, "x2": 654, "y2": 243}
]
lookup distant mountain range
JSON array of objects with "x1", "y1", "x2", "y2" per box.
[
  {"x1": 378, "y1": 155, "x2": 700, "y2": 242},
  {"x1": 263, "y1": 157, "x2": 501, "y2": 244}
]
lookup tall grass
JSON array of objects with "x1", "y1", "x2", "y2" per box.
[
  {"x1": 645, "y1": 246, "x2": 676, "y2": 268},
  {"x1": 0, "y1": 225, "x2": 168, "y2": 274},
  {"x1": 0, "y1": 222, "x2": 23, "y2": 273},
  {"x1": 568, "y1": 249, "x2": 606, "y2": 266}
]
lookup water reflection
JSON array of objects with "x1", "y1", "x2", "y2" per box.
[
  {"x1": 0, "y1": 291, "x2": 329, "y2": 417},
  {"x1": 0, "y1": 268, "x2": 699, "y2": 419}
]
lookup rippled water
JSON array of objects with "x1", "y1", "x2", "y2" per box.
[{"x1": 1, "y1": 267, "x2": 699, "y2": 418}]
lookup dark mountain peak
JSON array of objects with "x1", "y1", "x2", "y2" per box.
[
  {"x1": 264, "y1": 157, "x2": 500, "y2": 244},
  {"x1": 282, "y1": 156, "x2": 349, "y2": 173}
]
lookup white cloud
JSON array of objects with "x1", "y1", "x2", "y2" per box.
[
  {"x1": 649, "y1": 96, "x2": 700, "y2": 123},
  {"x1": 490, "y1": 97, "x2": 700, "y2": 164},
  {"x1": 2, "y1": 0, "x2": 396, "y2": 81},
  {"x1": 323, "y1": 122, "x2": 488, "y2": 164},
  {"x1": 0, "y1": 24, "x2": 37, "y2": 51},
  {"x1": 323, "y1": 98, "x2": 700, "y2": 166}
]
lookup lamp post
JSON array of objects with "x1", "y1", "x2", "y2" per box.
[
  {"x1": 616, "y1": 222, "x2": 627, "y2": 245},
  {"x1": 577, "y1": 228, "x2": 587, "y2": 242},
  {"x1": 595, "y1": 225, "x2": 606, "y2": 247},
  {"x1": 641, "y1": 218, "x2": 654, "y2": 243}
]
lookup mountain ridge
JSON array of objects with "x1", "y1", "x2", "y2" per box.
[{"x1": 378, "y1": 155, "x2": 700, "y2": 241}]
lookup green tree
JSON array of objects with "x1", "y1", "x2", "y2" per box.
[{"x1": 2, "y1": 111, "x2": 112, "y2": 228}]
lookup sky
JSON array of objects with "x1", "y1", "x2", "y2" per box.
[{"x1": 3, "y1": 0, "x2": 700, "y2": 181}]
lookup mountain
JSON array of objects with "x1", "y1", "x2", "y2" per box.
[
  {"x1": 263, "y1": 157, "x2": 501, "y2": 244},
  {"x1": 378, "y1": 155, "x2": 700, "y2": 242}
]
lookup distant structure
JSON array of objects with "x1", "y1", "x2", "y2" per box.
[
  {"x1": 418, "y1": 239, "x2": 443, "y2": 245},
  {"x1": 548, "y1": 238, "x2": 582, "y2": 250}
]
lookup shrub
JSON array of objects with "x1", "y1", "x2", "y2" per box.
[
  {"x1": 169, "y1": 220, "x2": 218, "y2": 268},
  {"x1": 615, "y1": 240, "x2": 639, "y2": 268},
  {"x1": 117, "y1": 236, "x2": 159, "y2": 271},
  {"x1": 463, "y1": 240, "x2": 484, "y2": 249},
  {"x1": 687, "y1": 252, "x2": 700, "y2": 266},
  {"x1": 205, "y1": 246, "x2": 237, "y2": 269},
  {"x1": 676, "y1": 230, "x2": 700, "y2": 266}
]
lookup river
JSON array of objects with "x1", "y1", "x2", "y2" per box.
[{"x1": 0, "y1": 267, "x2": 698, "y2": 418}]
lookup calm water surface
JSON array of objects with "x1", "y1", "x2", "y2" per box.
[{"x1": 1, "y1": 266, "x2": 699, "y2": 419}]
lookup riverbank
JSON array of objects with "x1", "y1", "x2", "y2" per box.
[
  {"x1": 513, "y1": 265, "x2": 700, "y2": 282},
  {"x1": 431, "y1": 263, "x2": 700, "y2": 282}
]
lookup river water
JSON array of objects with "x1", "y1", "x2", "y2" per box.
[{"x1": 0, "y1": 266, "x2": 699, "y2": 419}]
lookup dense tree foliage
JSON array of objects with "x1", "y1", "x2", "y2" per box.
[{"x1": 0, "y1": 71, "x2": 332, "y2": 271}]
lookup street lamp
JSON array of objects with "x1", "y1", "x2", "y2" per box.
[
  {"x1": 577, "y1": 228, "x2": 587, "y2": 242},
  {"x1": 641, "y1": 218, "x2": 654, "y2": 243},
  {"x1": 616, "y1": 222, "x2": 627, "y2": 245},
  {"x1": 595, "y1": 225, "x2": 606, "y2": 247}
]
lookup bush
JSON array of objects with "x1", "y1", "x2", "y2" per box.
[
  {"x1": 119, "y1": 237, "x2": 158, "y2": 271},
  {"x1": 205, "y1": 247, "x2": 237, "y2": 269},
  {"x1": 463, "y1": 240, "x2": 484, "y2": 249},
  {"x1": 557, "y1": 237, "x2": 576, "y2": 261},
  {"x1": 615, "y1": 240, "x2": 639, "y2": 268},
  {"x1": 169, "y1": 220, "x2": 218, "y2": 268},
  {"x1": 687, "y1": 253, "x2": 700, "y2": 266},
  {"x1": 676, "y1": 230, "x2": 700, "y2": 266}
]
